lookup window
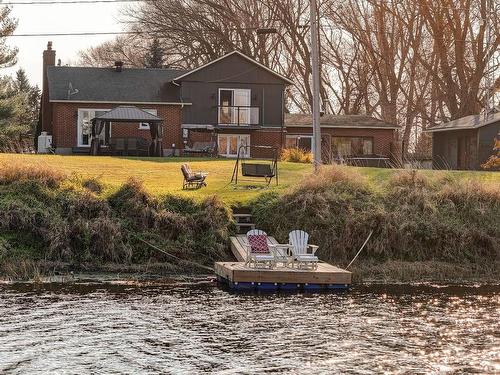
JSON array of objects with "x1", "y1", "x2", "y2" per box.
[
  {"x1": 218, "y1": 88, "x2": 251, "y2": 125},
  {"x1": 285, "y1": 135, "x2": 314, "y2": 152},
  {"x1": 77, "y1": 109, "x2": 110, "y2": 147},
  {"x1": 138, "y1": 109, "x2": 158, "y2": 130},
  {"x1": 331, "y1": 137, "x2": 373, "y2": 157},
  {"x1": 218, "y1": 134, "x2": 250, "y2": 157}
]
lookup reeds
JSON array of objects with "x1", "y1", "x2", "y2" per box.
[{"x1": 251, "y1": 166, "x2": 500, "y2": 266}]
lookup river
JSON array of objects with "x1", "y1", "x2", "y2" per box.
[{"x1": 0, "y1": 280, "x2": 498, "y2": 374}]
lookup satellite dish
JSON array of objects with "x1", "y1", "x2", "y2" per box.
[{"x1": 67, "y1": 82, "x2": 79, "y2": 99}]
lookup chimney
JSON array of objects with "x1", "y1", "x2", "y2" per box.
[
  {"x1": 114, "y1": 61, "x2": 123, "y2": 72},
  {"x1": 41, "y1": 41, "x2": 56, "y2": 134}
]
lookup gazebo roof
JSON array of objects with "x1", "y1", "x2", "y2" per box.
[{"x1": 92, "y1": 105, "x2": 162, "y2": 123}]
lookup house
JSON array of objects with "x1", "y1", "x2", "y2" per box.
[
  {"x1": 39, "y1": 42, "x2": 292, "y2": 158},
  {"x1": 425, "y1": 111, "x2": 500, "y2": 170},
  {"x1": 285, "y1": 113, "x2": 400, "y2": 167}
]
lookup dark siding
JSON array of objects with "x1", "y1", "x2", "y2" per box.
[
  {"x1": 178, "y1": 53, "x2": 288, "y2": 85},
  {"x1": 179, "y1": 53, "x2": 287, "y2": 128},
  {"x1": 477, "y1": 121, "x2": 500, "y2": 168},
  {"x1": 432, "y1": 129, "x2": 478, "y2": 170}
]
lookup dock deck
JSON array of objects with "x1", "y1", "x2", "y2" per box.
[{"x1": 217, "y1": 235, "x2": 352, "y2": 291}]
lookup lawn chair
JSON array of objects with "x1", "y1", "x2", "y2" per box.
[
  {"x1": 181, "y1": 163, "x2": 208, "y2": 189},
  {"x1": 245, "y1": 229, "x2": 275, "y2": 269},
  {"x1": 288, "y1": 230, "x2": 319, "y2": 270}
]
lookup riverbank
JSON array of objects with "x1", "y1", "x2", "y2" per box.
[{"x1": 0, "y1": 161, "x2": 498, "y2": 283}]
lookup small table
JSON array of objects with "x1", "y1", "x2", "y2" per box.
[{"x1": 269, "y1": 244, "x2": 294, "y2": 268}]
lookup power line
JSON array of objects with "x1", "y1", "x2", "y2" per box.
[
  {"x1": 8, "y1": 31, "x2": 144, "y2": 37},
  {"x1": 1, "y1": 0, "x2": 144, "y2": 4}
]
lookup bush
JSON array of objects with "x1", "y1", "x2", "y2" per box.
[
  {"x1": 0, "y1": 162, "x2": 64, "y2": 188},
  {"x1": 280, "y1": 147, "x2": 313, "y2": 163},
  {"x1": 0, "y1": 174, "x2": 233, "y2": 273},
  {"x1": 251, "y1": 166, "x2": 500, "y2": 265}
]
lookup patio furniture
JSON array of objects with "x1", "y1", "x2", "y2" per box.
[
  {"x1": 268, "y1": 243, "x2": 293, "y2": 267},
  {"x1": 245, "y1": 229, "x2": 275, "y2": 269},
  {"x1": 181, "y1": 163, "x2": 208, "y2": 189},
  {"x1": 183, "y1": 141, "x2": 216, "y2": 156},
  {"x1": 288, "y1": 230, "x2": 319, "y2": 270},
  {"x1": 108, "y1": 137, "x2": 149, "y2": 156}
]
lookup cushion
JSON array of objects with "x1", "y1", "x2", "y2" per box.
[{"x1": 248, "y1": 234, "x2": 269, "y2": 254}]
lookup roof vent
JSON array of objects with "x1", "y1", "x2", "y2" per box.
[{"x1": 114, "y1": 61, "x2": 124, "y2": 72}]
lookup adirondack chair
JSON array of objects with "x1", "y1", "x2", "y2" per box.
[
  {"x1": 245, "y1": 229, "x2": 275, "y2": 269},
  {"x1": 288, "y1": 230, "x2": 319, "y2": 270}
]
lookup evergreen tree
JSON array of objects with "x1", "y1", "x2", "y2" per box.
[
  {"x1": 15, "y1": 68, "x2": 30, "y2": 92},
  {"x1": 144, "y1": 38, "x2": 164, "y2": 68},
  {"x1": 0, "y1": 7, "x2": 18, "y2": 69}
]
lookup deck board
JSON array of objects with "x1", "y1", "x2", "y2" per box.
[{"x1": 215, "y1": 261, "x2": 351, "y2": 285}]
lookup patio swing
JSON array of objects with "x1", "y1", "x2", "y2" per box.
[{"x1": 230, "y1": 145, "x2": 279, "y2": 186}]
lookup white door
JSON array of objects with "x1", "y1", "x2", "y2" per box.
[
  {"x1": 218, "y1": 134, "x2": 250, "y2": 157},
  {"x1": 218, "y1": 89, "x2": 251, "y2": 125},
  {"x1": 233, "y1": 89, "x2": 251, "y2": 125},
  {"x1": 77, "y1": 109, "x2": 110, "y2": 147}
]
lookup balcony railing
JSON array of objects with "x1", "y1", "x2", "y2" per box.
[{"x1": 217, "y1": 106, "x2": 260, "y2": 126}]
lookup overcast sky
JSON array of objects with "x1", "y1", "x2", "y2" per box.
[{"x1": 3, "y1": 2, "x2": 126, "y2": 87}]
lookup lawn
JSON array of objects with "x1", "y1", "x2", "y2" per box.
[{"x1": 0, "y1": 154, "x2": 498, "y2": 204}]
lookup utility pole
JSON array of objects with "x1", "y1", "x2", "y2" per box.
[
  {"x1": 310, "y1": 0, "x2": 322, "y2": 171},
  {"x1": 484, "y1": 0, "x2": 495, "y2": 121}
]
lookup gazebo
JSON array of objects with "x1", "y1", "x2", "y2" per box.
[{"x1": 90, "y1": 105, "x2": 164, "y2": 156}]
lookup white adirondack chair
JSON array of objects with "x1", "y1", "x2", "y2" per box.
[
  {"x1": 245, "y1": 229, "x2": 275, "y2": 269},
  {"x1": 288, "y1": 230, "x2": 319, "y2": 270}
]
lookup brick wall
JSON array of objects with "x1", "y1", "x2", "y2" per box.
[
  {"x1": 185, "y1": 128, "x2": 282, "y2": 158},
  {"x1": 51, "y1": 102, "x2": 182, "y2": 151},
  {"x1": 286, "y1": 126, "x2": 397, "y2": 158}
]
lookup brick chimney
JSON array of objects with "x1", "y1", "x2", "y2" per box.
[{"x1": 41, "y1": 41, "x2": 56, "y2": 134}]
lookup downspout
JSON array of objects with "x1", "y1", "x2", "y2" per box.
[{"x1": 281, "y1": 87, "x2": 285, "y2": 150}]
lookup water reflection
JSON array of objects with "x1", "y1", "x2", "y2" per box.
[{"x1": 0, "y1": 282, "x2": 498, "y2": 373}]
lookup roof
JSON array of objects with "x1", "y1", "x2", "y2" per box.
[
  {"x1": 285, "y1": 113, "x2": 400, "y2": 129},
  {"x1": 47, "y1": 66, "x2": 188, "y2": 103},
  {"x1": 424, "y1": 111, "x2": 500, "y2": 132},
  {"x1": 92, "y1": 106, "x2": 162, "y2": 123},
  {"x1": 171, "y1": 51, "x2": 294, "y2": 85}
]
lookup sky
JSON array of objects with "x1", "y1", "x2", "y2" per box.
[{"x1": 3, "y1": 1, "x2": 127, "y2": 87}]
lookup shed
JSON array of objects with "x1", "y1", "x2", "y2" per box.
[{"x1": 425, "y1": 111, "x2": 500, "y2": 170}]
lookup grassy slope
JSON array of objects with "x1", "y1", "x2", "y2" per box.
[{"x1": 0, "y1": 153, "x2": 498, "y2": 204}]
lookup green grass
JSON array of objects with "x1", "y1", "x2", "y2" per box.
[{"x1": 0, "y1": 154, "x2": 498, "y2": 204}]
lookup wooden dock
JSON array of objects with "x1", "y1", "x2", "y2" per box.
[{"x1": 217, "y1": 235, "x2": 352, "y2": 291}]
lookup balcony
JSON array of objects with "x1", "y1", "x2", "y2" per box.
[{"x1": 217, "y1": 106, "x2": 260, "y2": 126}]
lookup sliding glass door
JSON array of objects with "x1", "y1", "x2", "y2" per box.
[{"x1": 218, "y1": 134, "x2": 250, "y2": 157}]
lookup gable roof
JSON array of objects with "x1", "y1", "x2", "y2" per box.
[
  {"x1": 424, "y1": 111, "x2": 500, "y2": 132},
  {"x1": 285, "y1": 113, "x2": 399, "y2": 129},
  {"x1": 47, "y1": 66, "x2": 188, "y2": 103},
  {"x1": 93, "y1": 106, "x2": 162, "y2": 122},
  {"x1": 171, "y1": 51, "x2": 294, "y2": 85}
]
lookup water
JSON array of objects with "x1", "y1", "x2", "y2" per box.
[{"x1": 0, "y1": 281, "x2": 498, "y2": 374}]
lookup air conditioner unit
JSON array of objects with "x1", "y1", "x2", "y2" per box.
[{"x1": 37, "y1": 132, "x2": 53, "y2": 153}]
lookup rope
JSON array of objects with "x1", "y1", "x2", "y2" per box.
[
  {"x1": 128, "y1": 232, "x2": 215, "y2": 273},
  {"x1": 346, "y1": 230, "x2": 374, "y2": 269}
]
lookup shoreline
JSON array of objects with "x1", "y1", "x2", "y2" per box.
[{"x1": 1, "y1": 259, "x2": 498, "y2": 285}]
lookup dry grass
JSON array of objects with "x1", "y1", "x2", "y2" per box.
[
  {"x1": 252, "y1": 165, "x2": 500, "y2": 266},
  {"x1": 280, "y1": 148, "x2": 313, "y2": 163},
  {"x1": 0, "y1": 161, "x2": 65, "y2": 188}
]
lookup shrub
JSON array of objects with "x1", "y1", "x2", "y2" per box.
[
  {"x1": 280, "y1": 147, "x2": 313, "y2": 163},
  {"x1": 0, "y1": 162, "x2": 64, "y2": 188},
  {"x1": 251, "y1": 167, "x2": 500, "y2": 265},
  {"x1": 82, "y1": 176, "x2": 104, "y2": 194}
]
